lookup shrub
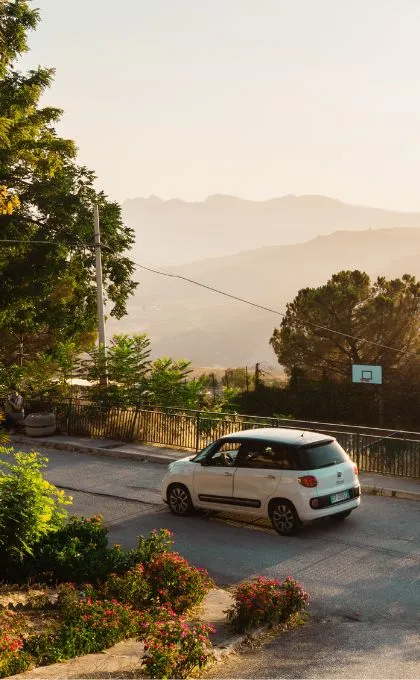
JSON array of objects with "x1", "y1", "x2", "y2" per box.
[
  {"x1": 102, "y1": 563, "x2": 152, "y2": 609},
  {"x1": 0, "y1": 610, "x2": 32, "y2": 679},
  {"x1": 25, "y1": 584, "x2": 145, "y2": 664},
  {"x1": 33, "y1": 524, "x2": 175, "y2": 585},
  {"x1": 32, "y1": 514, "x2": 110, "y2": 583},
  {"x1": 0, "y1": 451, "x2": 71, "y2": 578},
  {"x1": 146, "y1": 551, "x2": 214, "y2": 614},
  {"x1": 143, "y1": 606, "x2": 215, "y2": 679},
  {"x1": 226, "y1": 575, "x2": 310, "y2": 632},
  {"x1": 134, "y1": 528, "x2": 174, "y2": 566}
]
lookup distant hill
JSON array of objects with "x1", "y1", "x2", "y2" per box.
[
  {"x1": 108, "y1": 227, "x2": 420, "y2": 367},
  {"x1": 122, "y1": 194, "x2": 420, "y2": 266}
]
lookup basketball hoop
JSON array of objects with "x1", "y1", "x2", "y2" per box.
[{"x1": 360, "y1": 377, "x2": 371, "y2": 383}]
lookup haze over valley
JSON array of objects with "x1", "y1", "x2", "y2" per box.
[{"x1": 110, "y1": 196, "x2": 420, "y2": 366}]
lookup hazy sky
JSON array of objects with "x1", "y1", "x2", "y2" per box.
[{"x1": 20, "y1": 0, "x2": 420, "y2": 210}]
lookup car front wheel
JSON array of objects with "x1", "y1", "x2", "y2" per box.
[
  {"x1": 269, "y1": 500, "x2": 302, "y2": 536},
  {"x1": 167, "y1": 484, "x2": 194, "y2": 516}
]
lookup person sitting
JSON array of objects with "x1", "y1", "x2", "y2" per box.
[{"x1": 4, "y1": 386, "x2": 24, "y2": 434}]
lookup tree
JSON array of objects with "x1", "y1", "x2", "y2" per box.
[
  {"x1": 221, "y1": 367, "x2": 253, "y2": 390},
  {"x1": 148, "y1": 357, "x2": 206, "y2": 409},
  {"x1": 270, "y1": 271, "x2": 420, "y2": 381},
  {"x1": 81, "y1": 334, "x2": 152, "y2": 405},
  {"x1": 0, "y1": 1, "x2": 136, "y2": 364}
]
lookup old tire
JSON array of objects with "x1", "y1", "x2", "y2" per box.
[
  {"x1": 167, "y1": 484, "x2": 194, "y2": 516},
  {"x1": 269, "y1": 499, "x2": 302, "y2": 536}
]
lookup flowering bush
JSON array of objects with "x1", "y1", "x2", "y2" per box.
[
  {"x1": 143, "y1": 606, "x2": 215, "y2": 679},
  {"x1": 102, "y1": 563, "x2": 152, "y2": 609},
  {"x1": 226, "y1": 576, "x2": 310, "y2": 632},
  {"x1": 0, "y1": 610, "x2": 32, "y2": 678},
  {"x1": 135, "y1": 528, "x2": 174, "y2": 566},
  {"x1": 146, "y1": 550, "x2": 214, "y2": 614},
  {"x1": 25, "y1": 584, "x2": 145, "y2": 664}
]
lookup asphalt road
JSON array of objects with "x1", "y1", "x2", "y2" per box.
[{"x1": 9, "y1": 444, "x2": 420, "y2": 679}]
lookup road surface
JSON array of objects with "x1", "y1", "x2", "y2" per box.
[{"x1": 9, "y1": 444, "x2": 420, "y2": 678}]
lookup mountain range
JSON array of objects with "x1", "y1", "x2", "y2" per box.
[
  {"x1": 110, "y1": 195, "x2": 420, "y2": 366},
  {"x1": 122, "y1": 194, "x2": 420, "y2": 266}
]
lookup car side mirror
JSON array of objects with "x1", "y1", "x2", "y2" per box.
[{"x1": 201, "y1": 459, "x2": 211, "y2": 466}]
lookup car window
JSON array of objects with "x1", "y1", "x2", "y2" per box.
[
  {"x1": 299, "y1": 441, "x2": 347, "y2": 470},
  {"x1": 237, "y1": 442, "x2": 301, "y2": 470},
  {"x1": 205, "y1": 441, "x2": 241, "y2": 466},
  {"x1": 192, "y1": 443, "x2": 217, "y2": 462}
]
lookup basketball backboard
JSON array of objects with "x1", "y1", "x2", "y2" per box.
[{"x1": 352, "y1": 364, "x2": 382, "y2": 385}]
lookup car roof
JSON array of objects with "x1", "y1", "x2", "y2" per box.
[{"x1": 219, "y1": 427, "x2": 334, "y2": 448}]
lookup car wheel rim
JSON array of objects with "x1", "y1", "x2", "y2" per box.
[
  {"x1": 169, "y1": 487, "x2": 189, "y2": 514},
  {"x1": 272, "y1": 504, "x2": 295, "y2": 532}
]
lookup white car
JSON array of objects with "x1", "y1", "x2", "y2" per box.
[{"x1": 161, "y1": 428, "x2": 361, "y2": 535}]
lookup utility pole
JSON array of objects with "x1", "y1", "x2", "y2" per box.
[
  {"x1": 93, "y1": 204, "x2": 108, "y2": 386},
  {"x1": 255, "y1": 362, "x2": 261, "y2": 389}
]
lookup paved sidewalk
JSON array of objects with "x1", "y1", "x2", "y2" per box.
[{"x1": 11, "y1": 432, "x2": 420, "y2": 502}]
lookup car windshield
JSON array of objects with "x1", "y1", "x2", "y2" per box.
[
  {"x1": 191, "y1": 443, "x2": 215, "y2": 462},
  {"x1": 299, "y1": 441, "x2": 348, "y2": 470}
]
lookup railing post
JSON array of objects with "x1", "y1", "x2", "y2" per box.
[{"x1": 195, "y1": 410, "x2": 201, "y2": 452}]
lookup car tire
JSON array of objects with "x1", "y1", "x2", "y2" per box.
[
  {"x1": 269, "y1": 499, "x2": 302, "y2": 536},
  {"x1": 333, "y1": 509, "x2": 352, "y2": 520},
  {"x1": 167, "y1": 484, "x2": 194, "y2": 516}
]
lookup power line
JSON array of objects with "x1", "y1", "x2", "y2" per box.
[
  {"x1": 0, "y1": 239, "x2": 93, "y2": 247},
  {"x1": 0, "y1": 237, "x2": 416, "y2": 357},
  {"x1": 130, "y1": 260, "x2": 417, "y2": 357}
]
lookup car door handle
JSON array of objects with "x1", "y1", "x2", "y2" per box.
[
  {"x1": 223, "y1": 472, "x2": 233, "y2": 476},
  {"x1": 266, "y1": 474, "x2": 276, "y2": 479}
]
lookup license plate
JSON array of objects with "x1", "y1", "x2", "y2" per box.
[{"x1": 330, "y1": 490, "x2": 350, "y2": 503}]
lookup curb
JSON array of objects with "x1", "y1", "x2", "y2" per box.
[
  {"x1": 362, "y1": 484, "x2": 420, "y2": 502},
  {"x1": 11, "y1": 435, "x2": 180, "y2": 465},
  {"x1": 10, "y1": 435, "x2": 420, "y2": 502},
  {"x1": 212, "y1": 626, "x2": 267, "y2": 661}
]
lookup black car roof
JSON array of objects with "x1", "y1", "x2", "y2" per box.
[{"x1": 219, "y1": 427, "x2": 334, "y2": 448}]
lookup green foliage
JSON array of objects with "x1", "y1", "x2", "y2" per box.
[
  {"x1": 225, "y1": 576, "x2": 310, "y2": 633},
  {"x1": 32, "y1": 524, "x2": 175, "y2": 585},
  {"x1": 143, "y1": 609, "x2": 215, "y2": 679},
  {"x1": 0, "y1": 1, "x2": 38, "y2": 78},
  {"x1": 82, "y1": 334, "x2": 152, "y2": 405},
  {"x1": 32, "y1": 514, "x2": 110, "y2": 584},
  {"x1": 102, "y1": 563, "x2": 152, "y2": 609},
  {"x1": 146, "y1": 551, "x2": 215, "y2": 614},
  {"x1": 222, "y1": 367, "x2": 254, "y2": 390},
  {"x1": 0, "y1": 2, "x2": 136, "y2": 364},
  {"x1": 270, "y1": 271, "x2": 420, "y2": 382},
  {"x1": 134, "y1": 527, "x2": 174, "y2": 566},
  {"x1": 0, "y1": 450, "x2": 71, "y2": 573},
  {"x1": 25, "y1": 584, "x2": 145, "y2": 665},
  {"x1": 148, "y1": 357, "x2": 205, "y2": 409}
]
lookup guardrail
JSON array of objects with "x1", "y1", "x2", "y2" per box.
[{"x1": 14, "y1": 400, "x2": 419, "y2": 478}]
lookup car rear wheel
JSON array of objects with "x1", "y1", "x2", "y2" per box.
[
  {"x1": 167, "y1": 484, "x2": 194, "y2": 516},
  {"x1": 333, "y1": 509, "x2": 352, "y2": 520},
  {"x1": 269, "y1": 500, "x2": 302, "y2": 536}
]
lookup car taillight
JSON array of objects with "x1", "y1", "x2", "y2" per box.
[
  {"x1": 353, "y1": 464, "x2": 358, "y2": 476},
  {"x1": 298, "y1": 475, "x2": 318, "y2": 488}
]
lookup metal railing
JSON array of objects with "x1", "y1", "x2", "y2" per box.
[{"x1": 14, "y1": 399, "x2": 419, "y2": 479}]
